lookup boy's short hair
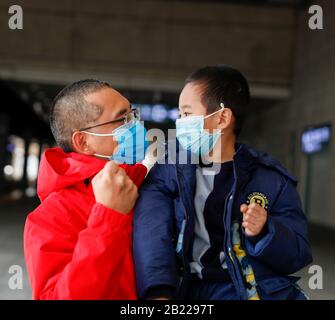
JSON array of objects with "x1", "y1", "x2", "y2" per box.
[
  {"x1": 185, "y1": 65, "x2": 250, "y2": 137},
  {"x1": 50, "y1": 79, "x2": 111, "y2": 152}
]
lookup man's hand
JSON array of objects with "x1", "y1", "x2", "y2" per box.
[
  {"x1": 92, "y1": 161, "x2": 138, "y2": 214},
  {"x1": 240, "y1": 203, "x2": 267, "y2": 237}
]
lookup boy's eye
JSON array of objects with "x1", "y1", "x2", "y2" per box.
[
  {"x1": 178, "y1": 112, "x2": 192, "y2": 118},
  {"x1": 183, "y1": 112, "x2": 191, "y2": 117}
]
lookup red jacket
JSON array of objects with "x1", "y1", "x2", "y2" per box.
[{"x1": 24, "y1": 147, "x2": 147, "y2": 300}]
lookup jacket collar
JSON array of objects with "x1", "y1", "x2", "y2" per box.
[
  {"x1": 175, "y1": 143, "x2": 258, "y2": 179},
  {"x1": 175, "y1": 142, "x2": 296, "y2": 195}
]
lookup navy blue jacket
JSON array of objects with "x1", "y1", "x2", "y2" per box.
[{"x1": 133, "y1": 144, "x2": 313, "y2": 300}]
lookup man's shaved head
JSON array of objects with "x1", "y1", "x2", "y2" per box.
[{"x1": 50, "y1": 79, "x2": 111, "y2": 152}]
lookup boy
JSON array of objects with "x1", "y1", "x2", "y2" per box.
[
  {"x1": 24, "y1": 79, "x2": 147, "y2": 299},
  {"x1": 133, "y1": 65, "x2": 313, "y2": 300}
]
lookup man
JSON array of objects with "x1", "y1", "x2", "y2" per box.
[
  {"x1": 133, "y1": 65, "x2": 313, "y2": 300},
  {"x1": 24, "y1": 79, "x2": 147, "y2": 299}
]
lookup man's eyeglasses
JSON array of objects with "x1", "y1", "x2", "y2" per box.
[{"x1": 78, "y1": 107, "x2": 140, "y2": 132}]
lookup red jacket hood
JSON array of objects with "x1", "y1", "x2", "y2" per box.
[{"x1": 37, "y1": 147, "x2": 107, "y2": 201}]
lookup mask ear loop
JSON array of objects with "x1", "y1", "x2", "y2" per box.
[
  {"x1": 207, "y1": 102, "x2": 225, "y2": 136},
  {"x1": 204, "y1": 102, "x2": 225, "y2": 119},
  {"x1": 200, "y1": 102, "x2": 226, "y2": 139},
  {"x1": 80, "y1": 130, "x2": 116, "y2": 159},
  {"x1": 218, "y1": 102, "x2": 225, "y2": 136},
  {"x1": 81, "y1": 131, "x2": 116, "y2": 137}
]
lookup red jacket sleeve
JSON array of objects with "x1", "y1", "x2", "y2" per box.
[
  {"x1": 24, "y1": 199, "x2": 135, "y2": 300},
  {"x1": 119, "y1": 163, "x2": 147, "y2": 187},
  {"x1": 24, "y1": 163, "x2": 147, "y2": 300}
]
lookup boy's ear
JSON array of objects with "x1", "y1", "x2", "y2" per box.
[
  {"x1": 71, "y1": 131, "x2": 94, "y2": 155},
  {"x1": 217, "y1": 108, "x2": 233, "y2": 130}
]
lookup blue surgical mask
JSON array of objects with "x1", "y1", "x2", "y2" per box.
[
  {"x1": 83, "y1": 120, "x2": 149, "y2": 164},
  {"x1": 176, "y1": 103, "x2": 224, "y2": 156}
]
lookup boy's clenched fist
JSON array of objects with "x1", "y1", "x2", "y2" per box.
[{"x1": 240, "y1": 202, "x2": 267, "y2": 237}]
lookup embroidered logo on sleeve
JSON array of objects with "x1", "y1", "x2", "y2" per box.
[{"x1": 246, "y1": 192, "x2": 269, "y2": 210}]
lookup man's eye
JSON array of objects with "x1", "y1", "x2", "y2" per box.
[{"x1": 184, "y1": 112, "x2": 191, "y2": 117}]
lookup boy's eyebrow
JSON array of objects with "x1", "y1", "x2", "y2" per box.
[{"x1": 180, "y1": 104, "x2": 192, "y2": 111}]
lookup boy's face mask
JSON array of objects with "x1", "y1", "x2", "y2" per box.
[
  {"x1": 82, "y1": 119, "x2": 149, "y2": 164},
  {"x1": 175, "y1": 103, "x2": 225, "y2": 156}
]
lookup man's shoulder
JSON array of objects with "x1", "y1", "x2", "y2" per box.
[{"x1": 27, "y1": 188, "x2": 91, "y2": 230}]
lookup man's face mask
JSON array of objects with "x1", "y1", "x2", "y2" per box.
[
  {"x1": 175, "y1": 103, "x2": 225, "y2": 156},
  {"x1": 80, "y1": 108, "x2": 149, "y2": 164}
]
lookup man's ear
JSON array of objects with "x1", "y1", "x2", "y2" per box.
[
  {"x1": 217, "y1": 108, "x2": 233, "y2": 130},
  {"x1": 71, "y1": 131, "x2": 95, "y2": 155}
]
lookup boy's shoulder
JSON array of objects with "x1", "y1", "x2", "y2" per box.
[{"x1": 238, "y1": 144, "x2": 297, "y2": 186}]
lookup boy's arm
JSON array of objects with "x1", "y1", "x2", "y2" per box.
[
  {"x1": 133, "y1": 163, "x2": 179, "y2": 299},
  {"x1": 244, "y1": 179, "x2": 313, "y2": 274}
]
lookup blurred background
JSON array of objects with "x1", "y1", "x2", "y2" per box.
[{"x1": 0, "y1": 0, "x2": 334, "y2": 299}]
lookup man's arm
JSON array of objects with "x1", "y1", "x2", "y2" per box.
[
  {"x1": 25, "y1": 202, "x2": 134, "y2": 299},
  {"x1": 24, "y1": 161, "x2": 144, "y2": 299},
  {"x1": 133, "y1": 163, "x2": 179, "y2": 299}
]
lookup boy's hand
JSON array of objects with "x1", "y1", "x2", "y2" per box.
[
  {"x1": 92, "y1": 161, "x2": 139, "y2": 214},
  {"x1": 240, "y1": 203, "x2": 267, "y2": 237}
]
